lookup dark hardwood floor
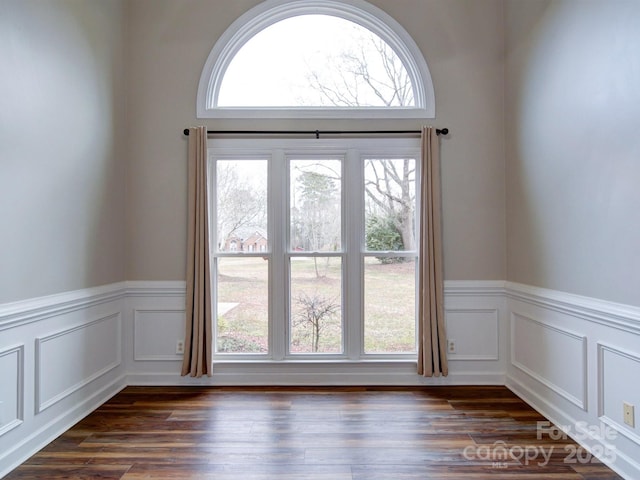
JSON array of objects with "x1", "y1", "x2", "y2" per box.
[{"x1": 5, "y1": 386, "x2": 623, "y2": 479}]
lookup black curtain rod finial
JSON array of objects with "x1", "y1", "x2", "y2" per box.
[{"x1": 437, "y1": 128, "x2": 448, "y2": 136}]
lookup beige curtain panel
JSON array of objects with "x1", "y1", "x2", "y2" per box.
[
  {"x1": 417, "y1": 126, "x2": 448, "y2": 377},
  {"x1": 181, "y1": 126, "x2": 213, "y2": 377}
]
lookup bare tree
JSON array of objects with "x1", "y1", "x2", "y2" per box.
[
  {"x1": 306, "y1": 27, "x2": 414, "y2": 107},
  {"x1": 307, "y1": 29, "x2": 416, "y2": 251},
  {"x1": 365, "y1": 159, "x2": 415, "y2": 252},
  {"x1": 216, "y1": 163, "x2": 266, "y2": 250},
  {"x1": 293, "y1": 293, "x2": 340, "y2": 352}
]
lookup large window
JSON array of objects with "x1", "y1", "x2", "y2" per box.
[
  {"x1": 209, "y1": 138, "x2": 420, "y2": 360},
  {"x1": 197, "y1": 0, "x2": 435, "y2": 118}
]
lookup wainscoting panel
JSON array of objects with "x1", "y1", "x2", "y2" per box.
[
  {"x1": 0, "y1": 284, "x2": 126, "y2": 478},
  {"x1": 506, "y1": 282, "x2": 640, "y2": 480},
  {"x1": 445, "y1": 308, "x2": 499, "y2": 360},
  {"x1": 36, "y1": 312, "x2": 122, "y2": 413},
  {"x1": 3, "y1": 280, "x2": 639, "y2": 478},
  {"x1": 125, "y1": 280, "x2": 507, "y2": 386},
  {"x1": 510, "y1": 311, "x2": 587, "y2": 409},
  {"x1": 0, "y1": 344, "x2": 24, "y2": 436},
  {"x1": 598, "y1": 343, "x2": 640, "y2": 444},
  {"x1": 134, "y1": 309, "x2": 185, "y2": 361}
]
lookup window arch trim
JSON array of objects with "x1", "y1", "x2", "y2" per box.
[{"x1": 196, "y1": 0, "x2": 435, "y2": 119}]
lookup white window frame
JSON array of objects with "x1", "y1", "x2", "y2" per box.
[
  {"x1": 208, "y1": 137, "x2": 421, "y2": 363},
  {"x1": 197, "y1": 0, "x2": 435, "y2": 119}
]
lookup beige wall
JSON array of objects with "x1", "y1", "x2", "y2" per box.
[
  {"x1": 6, "y1": 0, "x2": 636, "y2": 307},
  {"x1": 0, "y1": 0, "x2": 127, "y2": 303},
  {"x1": 126, "y1": 0, "x2": 507, "y2": 282},
  {"x1": 505, "y1": 0, "x2": 640, "y2": 306}
]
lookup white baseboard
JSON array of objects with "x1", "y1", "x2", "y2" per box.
[
  {"x1": 126, "y1": 370, "x2": 506, "y2": 387},
  {"x1": 0, "y1": 375, "x2": 126, "y2": 478},
  {"x1": 507, "y1": 377, "x2": 639, "y2": 480}
]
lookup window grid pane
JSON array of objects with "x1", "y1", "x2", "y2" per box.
[
  {"x1": 216, "y1": 159, "x2": 268, "y2": 253},
  {"x1": 363, "y1": 256, "x2": 417, "y2": 354},
  {"x1": 364, "y1": 158, "x2": 416, "y2": 253},
  {"x1": 215, "y1": 257, "x2": 269, "y2": 354},
  {"x1": 290, "y1": 159, "x2": 342, "y2": 253},
  {"x1": 289, "y1": 257, "x2": 343, "y2": 355},
  {"x1": 362, "y1": 156, "x2": 418, "y2": 356}
]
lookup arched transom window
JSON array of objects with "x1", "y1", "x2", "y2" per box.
[{"x1": 197, "y1": 0, "x2": 435, "y2": 119}]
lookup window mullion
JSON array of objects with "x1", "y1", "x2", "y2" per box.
[
  {"x1": 344, "y1": 148, "x2": 364, "y2": 360},
  {"x1": 207, "y1": 154, "x2": 219, "y2": 346},
  {"x1": 270, "y1": 149, "x2": 286, "y2": 360}
]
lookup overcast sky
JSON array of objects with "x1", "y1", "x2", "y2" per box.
[{"x1": 218, "y1": 14, "x2": 410, "y2": 107}]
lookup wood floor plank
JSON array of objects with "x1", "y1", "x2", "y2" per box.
[
  {"x1": 351, "y1": 464, "x2": 584, "y2": 480},
  {"x1": 4, "y1": 386, "x2": 625, "y2": 480},
  {"x1": 121, "y1": 464, "x2": 353, "y2": 480},
  {"x1": 3, "y1": 464, "x2": 132, "y2": 479}
]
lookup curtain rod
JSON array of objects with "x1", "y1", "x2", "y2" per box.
[{"x1": 182, "y1": 128, "x2": 449, "y2": 139}]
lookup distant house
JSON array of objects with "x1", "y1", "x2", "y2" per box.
[
  {"x1": 242, "y1": 230, "x2": 268, "y2": 252},
  {"x1": 222, "y1": 229, "x2": 268, "y2": 252},
  {"x1": 223, "y1": 235, "x2": 243, "y2": 252}
]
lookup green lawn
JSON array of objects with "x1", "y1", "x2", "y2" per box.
[{"x1": 216, "y1": 256, "x2": 416, "y2": 354}]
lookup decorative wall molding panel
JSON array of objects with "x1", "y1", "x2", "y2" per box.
[
  {"x1": 445, "y1": 308, "x2": 499, "y2": 360},
  {"x1": 35, "y1": 312, "x2": 122, "y2": 413},
  {"x1": 510, "y1": 311, "x2": 587, "y2": 409},
  {"x1": 0, "y1": 284, "x2": 126, "y2": 479},
  {"x1": 125, "y1": 280, "x2": 507, "y2": 386},
  {"x1": 0, "y1": 344, "x2": 24, "y2": 436},
  {"x1": 506, "y1": 282, "x2": 640, "y2": 480},
  {"x1": 134, "y1": 309, "x2": 185, "y2": 361},
  {"x1": 597, "y1": 343, "x2": 640, "y2": 445}
]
